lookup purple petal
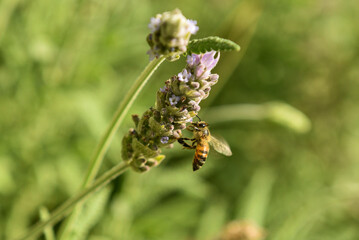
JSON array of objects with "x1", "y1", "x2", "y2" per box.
[
  {"x1": 160, "y1": 86, "x2": 168, "y2": 93},
  {"x1": 207, "y1": 51, "x2": 220, "y2": 70},
  {"x1": 178, "y1": 69, "x2": 191, "y2": 82},
  {"x1": 148, "y1": 17, "x2": 161, "y2": 32},
  {"x1": 187, "y1": 54, "x2": 200, "y2": 67},
  {"x1": 187, "y1": 19, "x2": 199, "y2": 34},
  {"x1": 201, "y1": 51, "x2": 220, "y2": 71},
  {"x1": 169, "y1": 94, "x2": 181, "y2": 106},
  {"x1": 201, "y1": 51, "x2": 216, "y2": 66},
  {"x1": 195, "y1": 65, "x2": 205, "y2": 78},
  {"x1": 160, "y1": 136, "x2": 169, "y2": 144},
  {"x1": 200, "y1": 70, "x2": 211, "y2": 80}
]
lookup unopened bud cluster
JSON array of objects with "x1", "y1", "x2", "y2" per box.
[
  {"x1": 146, "y1": 9, "x2": 199, "y2": 61},
  {"x1": 122, "y1": 51, "x2": 220, "y2": 172}
]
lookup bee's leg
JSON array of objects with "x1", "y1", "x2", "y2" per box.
[
  {"x1": 186, "y1": 125, "x2": 194, "y2": 132},
  {"x1": 191, "y1": 139, "x2": 197, "y2": 147},
  {"x1": 178, "y1": 138, "x2": 196, "y2": 149}
]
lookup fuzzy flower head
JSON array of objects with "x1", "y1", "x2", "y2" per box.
[
  {"x1": 122, "y1": 51, "x2": 220, "y2": 172},
  {"x1": 147, "y1": 9, "x2": 199, "y2": 61}
]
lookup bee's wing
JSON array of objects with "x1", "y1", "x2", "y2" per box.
[{"x1": 209, "y1": 135, "x2": 232, "y2": 156}]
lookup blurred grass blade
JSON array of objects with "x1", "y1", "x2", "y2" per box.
[
  {"x1": 264, "y1": 101, "x2": 312, "y2": 134},
  {"x1": 237, "y1": 167, "x2": 276, "y2": 226},
  {"x1": 204, "y1": 102, "x2": 311, "y2": 134},
  {"x1": 16, "y1": 162, "x2": 129, "y2": 240},
  {"x1": 0, "y1": 0, "x2": 21, "y2": 44},
  {"x1": 39, "y1": 207, "x2": 55, "y2": 240},
  {"x1": 195, "y1": 198, "x2": 227, "y2": 240},
  {"x1": 204, "y1": 103, "x2": 267, "y2": 122},
  {"x1": 59, "y1": 187, "x2": 112, "y2": 240}
]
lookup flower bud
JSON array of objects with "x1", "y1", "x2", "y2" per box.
[{"x1": 146, "y1": 9, "x2": 198, "y2": 61}]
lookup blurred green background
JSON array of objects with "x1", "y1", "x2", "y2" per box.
[{"x1": 1, "y1": 0, "x2": 359, "y2": 239}]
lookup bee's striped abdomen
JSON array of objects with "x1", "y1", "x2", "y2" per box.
[{"x1": 193, "y1": 141, "x2": 210, "y2": 171}]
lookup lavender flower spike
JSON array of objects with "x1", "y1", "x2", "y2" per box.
[
  {"x1": 122, "y1": 51, "x2": 220, "y2": 172},
  {"x1": 146, "y1": 9, "x2": 199, "y2": 61}
]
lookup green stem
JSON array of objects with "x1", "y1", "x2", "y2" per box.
[
  {"x1": 16, "y1": 162, "x2": 130, "y2": 240},
  {"x1": 58, "y1": 56, "x2": 166, "y2": 238}
]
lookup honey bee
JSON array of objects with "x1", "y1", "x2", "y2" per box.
[{"x1": 178, "y1": 121, "x2": 232, "y2": 171}]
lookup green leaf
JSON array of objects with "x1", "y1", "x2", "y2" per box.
[
  {"x1": 187, "y1": 36, "x2": 240, "y2": 54},
  {"x1": 132, "y1": 138, "x2": 158, "y2": 158}
]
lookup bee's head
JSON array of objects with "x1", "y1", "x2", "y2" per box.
[{"x1": 192, "y1": 121, "x2": 209, "y2": 130}]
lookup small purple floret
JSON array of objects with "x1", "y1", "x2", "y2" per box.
[
  {"x1": 148, "y1": 17, "x2": 161, "y2": 33},
  {"x1": 187, "y1": 20, "x2": 199, "y2": 34},
  {"x1": 160, "y1": 136, "x2": 169, "y2": 144},
  {"x1": 160, "y1": 86, "x2": 168, "y2": 93},
  {"x1": 187, "y1": 54, "x2": 201, "y2": 67},
  {"x1": 169, "y1": 94, "x2": 181, "y2": 106},
  {"x1": 177, "y1": 69, "x2": 191, "y2": 82}
]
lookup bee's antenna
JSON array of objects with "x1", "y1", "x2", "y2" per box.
[{"x1": 196, "y1": 115, "x2": 201, "y2": 122}]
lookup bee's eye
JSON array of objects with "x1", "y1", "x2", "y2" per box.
[{"x1": 199, "y1": 123, "x2": 206, "y2": 128}]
